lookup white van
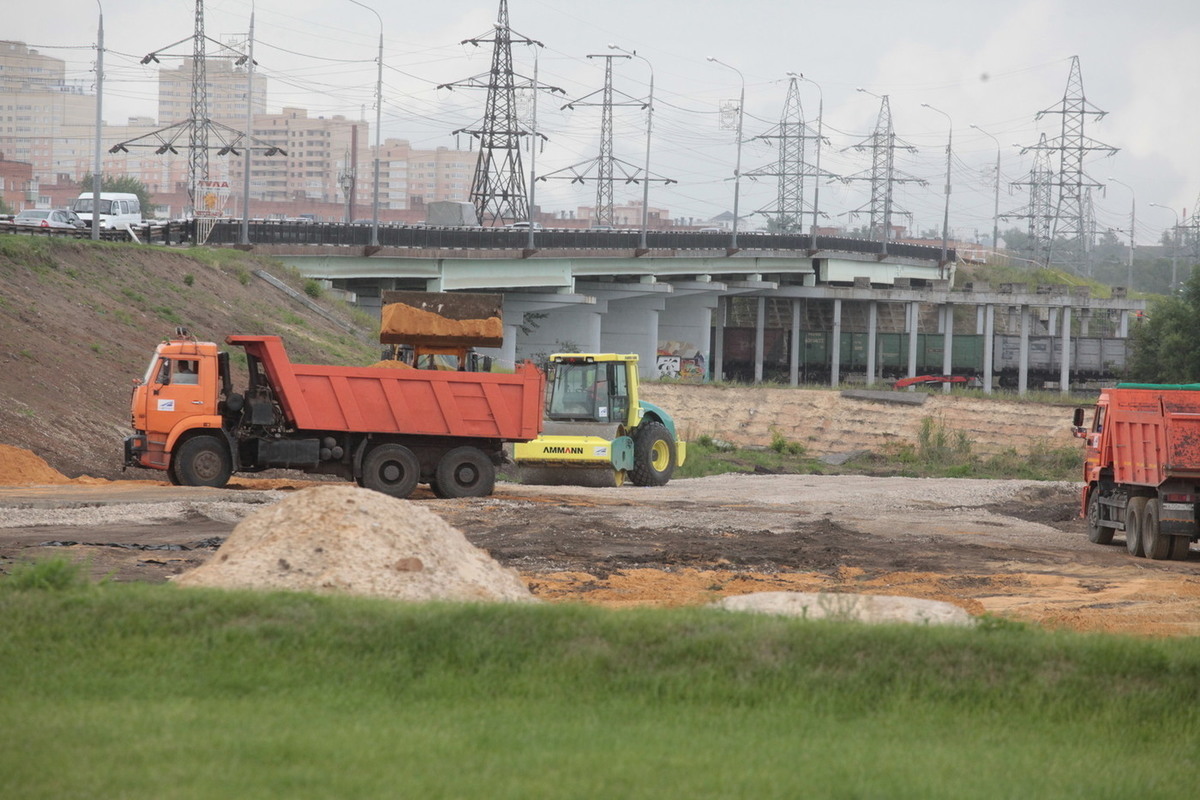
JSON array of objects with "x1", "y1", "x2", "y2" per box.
[{"x1": 70, "y1": 192, "x2": 142, "y2": 229}]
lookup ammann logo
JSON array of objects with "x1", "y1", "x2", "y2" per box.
[{"x1": 543, "y1": 445, "x2": 585, "y2": 455}]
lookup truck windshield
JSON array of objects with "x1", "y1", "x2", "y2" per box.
[{"x1": 71, "y1": 198, "x2": 112, "y2": 214}]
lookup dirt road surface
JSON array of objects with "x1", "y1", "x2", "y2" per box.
[{"x1": 2, "y1": 473, "x2": 1198, "y2": 637}]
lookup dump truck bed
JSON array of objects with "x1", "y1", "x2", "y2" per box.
[
  {"x1": 1102, "y1": 386, "x2": 1200, "y2": 485},
  {"x1": 227, "y1": 335, "x2": 543, "y2": 441}
]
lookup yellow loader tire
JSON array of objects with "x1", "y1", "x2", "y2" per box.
[{"x1": 630, "y1": 422, "x2": 676, "y2": 487}]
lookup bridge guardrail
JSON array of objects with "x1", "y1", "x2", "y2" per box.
[{"x1": 202, "y1": 220, "x2": 951, "y2": 262}]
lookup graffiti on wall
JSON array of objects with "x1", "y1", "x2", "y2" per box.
[{"x1": 657, "y1": 340, "x2": 706, "y2": 381}]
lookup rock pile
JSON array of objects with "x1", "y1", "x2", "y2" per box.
[{"x1": 175, "y1": 484, "x2": 535, "y2": 603}]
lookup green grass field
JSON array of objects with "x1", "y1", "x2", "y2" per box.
[{"x1": 3, "y1": 571, "x2": 1198, "y2": 799}]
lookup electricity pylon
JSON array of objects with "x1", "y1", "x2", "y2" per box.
[
  {"x1": 540, "y1": 55, "x2": 664, "y2": 228},
  {"x1": 108, "y1": 0, "x2": 284, "y2": 218},
  {"x1": 844, "y1": 94, "x2": 926, "y2": 252},
  {"x1": 1023, "y1": 55, "x2": 1118, "y2": 274},
  {"x1": 438, "y1": 0, "x2": 561, "y2": 226}
]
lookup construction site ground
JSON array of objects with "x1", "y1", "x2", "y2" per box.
[{"x1": 2, "y1": 459, "x2": 1198, "y2": 638}]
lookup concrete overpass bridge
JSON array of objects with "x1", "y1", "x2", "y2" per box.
[{"x1": 210, "y1": 221, "x2": 1145, "y2": 393}]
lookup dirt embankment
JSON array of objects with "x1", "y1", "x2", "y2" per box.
[{"x1": 642, "y1": 383, "x2": 1076, "y2": 457}]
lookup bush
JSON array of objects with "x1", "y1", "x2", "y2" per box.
[{"x1": 2, "y1": 557, "x2": 89, "y2": 591}]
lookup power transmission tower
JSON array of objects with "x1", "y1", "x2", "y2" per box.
[
  {"x1": 438, "y1": 0, "x2": 561, "y2": 226},
  {"x1": 1005, "y1": 132, "x2": 1055, "y2": 265},
  {"x1": 540, "y1": 54, "x2": 672, "y2": 227},
  {"x1": 843, "y1": 95, "x2": 926, "y2": 252},
  {"x1": 1024, "y1": 56, "x2": 1118, "y2": 274},
  {"x1": 745, "y1": 76, "x2": 831, "y2": 233},
  {"x1": 109, "y1": 0, "x2": 284, "y2": 219}
]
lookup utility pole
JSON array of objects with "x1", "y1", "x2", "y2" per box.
[
  {"x1": 970, "y1": 124, "x2": 1001, "y2": 256},
  {"x1": 91, "y1": 0, "x2": 103, "y2": 242}
]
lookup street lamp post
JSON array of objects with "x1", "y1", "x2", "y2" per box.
[
  {"x1": 610, "y1": 44, "x2": 654, "y2": 251},
  {"x1": 347, "y1": 0, "x2": 383, "y2": 248},
  {"x1": 91, "y1": 0, "x2": 104, "y2": 241},
  {"x1": 788, "y1": 72, "x2": 823, "y2": 239},
  {"x1": 1107, "y1": 177, "x2": 1135, "y2": 290},
  {"x1": 707, "y1": 57, "x2": 744, "y2": 250},
  {"x1": 922, "y1": 103, "x2": 952, "y2": 270},
  {"x1": 969, "y1": 124, "x2": 1000, "y2": 258},
  {"x1": 1149, "y1": 203, "x2": 1180, "y2": 290}
]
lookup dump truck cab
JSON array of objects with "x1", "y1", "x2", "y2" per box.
[
  {"x1": 513, "y1": 353, "x2": 686, "y2": 487},
  {"x1": 124, "y1": 332, "x2": 232, "y2": 483}
]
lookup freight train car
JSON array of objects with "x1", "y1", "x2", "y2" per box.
[{"x1": 716, "y1": 328, "x2": 1129, "y2": 386}]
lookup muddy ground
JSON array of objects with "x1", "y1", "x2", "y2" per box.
[{"x1": 2, "y1": 473, "x2": 1198, "y2": 637}]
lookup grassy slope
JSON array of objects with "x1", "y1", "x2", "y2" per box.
[{"x1": 2, "y1": 581, "x2": 1198, "y2": 799}]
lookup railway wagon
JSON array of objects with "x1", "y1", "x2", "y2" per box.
[{"x1": 717, "y1": 327, "x2": 1129, "y2": 384}]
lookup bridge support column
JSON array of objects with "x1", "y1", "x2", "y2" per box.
[
  {"x1": 982, "y1": 304, "x2": 995, "y2": 394},
  {"x1": 1059, "y1": 305, "x2": 1072, "y2": 395},
  {"x1": 659, "y1": 292, "x2": 719, "y2": 381},
  {"x1": 600, "y1": 295, "x2": 667, "y2": 380},
  {"x1": 830, "y1": 299, "x2": 842, "y2": 387},
  {"x1": 866, "y1": 301, "x2": 878, "y2": 387},
  {"x1": 941, "y1": 302, "x2": 954, "y2": 393},
  {"x1": 789, "y1": 300, "x2": 801, "y2": 387},
  {"x1": 1018, "y1": 304, "x2": 1031, "y2": 396},
  {"x1": 906, "y1": 301, "x2": 920, "y2": 386},
  {"x1": 754, "y1": 297, "x2": 766, "y2": 385}
]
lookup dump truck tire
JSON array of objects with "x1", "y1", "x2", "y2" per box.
[
  {"x1": 630, "y1": 422, "x2": 675, "y2": 487},
  {"x1": 433, "y1": 446, "x2": 495, "y2": 498},
  {"x1": 1126, "y1": 496, "x2": 1148, "y2": 557},
  {"x1": 1086, "y1": 491, "x2": 1112, "y2": 544},
  {"x1": 1142, "y1": 499, "x2": 1170, "y2": 560},
  {"x1": 174, "y1": 435, "x2": 232, "y2": 488},
  {"x1": 362, "y1": 443, "x2": 420, "y2": 499}
]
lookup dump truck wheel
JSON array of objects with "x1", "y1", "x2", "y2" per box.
[
  {"x1": 1126, "y1": 496, "x2": 1148, "y2": 557},
  {"x1": 1086, "y1": 491, "x2": 1112, "y2": 544},
  {"x1": 1169, "y1": 534, "x2": 1191, "y2": 561},
  {"x1": 166, "y1": 458, "x2": 183, "y2": 486},
  {"x1": 362, "y1": 444, "x2": 420, "y2": 499},
  {"x1": 630, "y1": 422, "x2": 675, "y2": 487},
  {"x1": 174, "y1": 435, "x2": 232, "y2": 488},
  {"x1": 1142, "y1": 499, "x2": 1170, "y2": 560},
  {"x1": 434, "y1": 447, "x2": 495, "y2": 498}
]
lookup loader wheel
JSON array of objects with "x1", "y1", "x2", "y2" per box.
[
  {"x1": 174, "y1": 435, "x2": 232, "y2": 488},
  {"x1": 362, "y1": 444, "x2": 420, "y2": 499},
  {"x1": 1126, "y1": 496, "x2": 1148, "y2": 557},
  {"x1": 1086, "y1": 492, "x2": 1112, "y2": 544},
  {"x1": 1142, "y1": 499, "x2": 1170, "y2": 560},
  {"x1": 630, "y1": 422, "x2": 675, "y2": 487},
  {"x1": 433, "y1": 447, "x2": 495, "y2": 498}
]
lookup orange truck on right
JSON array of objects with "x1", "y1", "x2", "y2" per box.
[{"x1": 1073, "y1": 384, "x2": 1200, "y2": 560}]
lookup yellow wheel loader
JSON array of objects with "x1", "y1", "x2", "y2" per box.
[{"x1": 512, "y1": 353, "x2": 687, "y2": 487}]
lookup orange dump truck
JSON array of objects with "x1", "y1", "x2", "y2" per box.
[
  {"x1": 1073, "y1": 384, "x2": 1200, "y2": 560},
  {"x1": 123, "y1": 332, "x2": 544, "y2": 498}
]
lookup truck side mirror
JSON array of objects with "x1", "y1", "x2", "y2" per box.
[{"x1": 1072, "y1": 408, "x2": 1084, "y2": 428}]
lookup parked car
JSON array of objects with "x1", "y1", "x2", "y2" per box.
[
  {"x1": 14, "y1": 209, "x2": 86, "y2": 229},
  {"x1": 505, "y1": 221, "x2": 543, "y2": 230}
]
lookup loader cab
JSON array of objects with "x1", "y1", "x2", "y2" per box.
[{"x1": 545, "y1": 355, "x2": 633, "y2": 424}]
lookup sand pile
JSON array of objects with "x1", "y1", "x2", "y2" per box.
[
  {"x1": 0, "y1": 444, "x2": 75, "y2": 485},
  {"x1": 715, "y1": 591, "x2": 973, "y2": 626},
  {"x1": 175, "y1": 484, "x2": 536, "y2": 603}
]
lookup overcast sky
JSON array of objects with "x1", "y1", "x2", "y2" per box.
[{"x1": 14, "y1": 0, "x2": 1200, "y2": 244}]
